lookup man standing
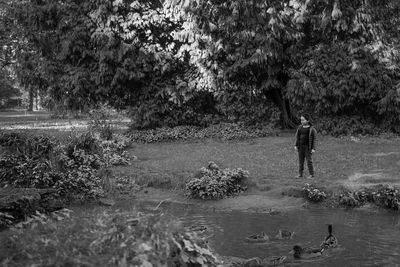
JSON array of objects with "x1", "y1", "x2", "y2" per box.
[{"x1": 294, "y1": 114, "x2": 317, "y2": 178}]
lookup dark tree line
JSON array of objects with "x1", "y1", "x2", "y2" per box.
[{"x1": 1, "y1": 0, "x2": 399, "y2": 132}]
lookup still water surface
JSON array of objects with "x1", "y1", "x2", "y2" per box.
[{"x1": 76, "y1": 201, "x2": 400, "y2": 266}]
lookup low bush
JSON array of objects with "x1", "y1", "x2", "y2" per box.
[
  {"x1": 302, "y1": 183, "x2": 327, "y2": 203},
  {"x1": 0, "y1": 131, "x2": 131, "y2": 201},
  {"x1": 99, "y1": 134, "x2": 131, "y2": 166},
  {"x1": 1, "y1": 209, "x2": 221, "y2": 266},
  {"x1": 315, "y1": 115, "x2": 382, "y2": 137},
  {"x1": 339, "y1": 185, "x2": 400, "y2": 210},
  {"x1": 369, "y1": 185, "x2": 400, "y2": 210},
  {"x1": 115, "y1": 176, "x2": 141, "y2": 194},
  {"x1": 87, "y1": 104, "x2": 116, "y2": 140},
  {"x1": 185, "y1": 162, "x2": 249, "y2": 200},
  {"x1": 0, "y1": 131, "x2": 57, "y2": 158},
  {"x1": 129, "y1": 123, "x2": 277, "y2": 143},
  {"x1": 338, "y1": 190, "x2": 369, "y2": 207}
]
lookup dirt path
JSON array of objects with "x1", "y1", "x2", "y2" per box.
[{"x1": 111, "y1": 134, "x2": 400, "y2": 211}]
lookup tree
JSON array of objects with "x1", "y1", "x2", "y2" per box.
[
  {"x1": 165, "y1": 0, "x2": 304, "y2": 127},
  {"x1": 166, "y1": 0, "x2": 400, "y2": 128}
]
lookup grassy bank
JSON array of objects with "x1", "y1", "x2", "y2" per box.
[{"x1": 121, "y1": 134, "x2": 400, "y2": 192}]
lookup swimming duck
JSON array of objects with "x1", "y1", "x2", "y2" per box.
[
  {"x1": 293, "y1": 245, "x2": 323, "y2": 259},
  {"x1": 245, "y1": 231, "x2": 269, "y2": 243},
  {"x1": 274, "y1": 229, "x2": 294, "y2": 239},
  {"x1": 320, "y1": 224, "x2": 338, "y2": 249}
]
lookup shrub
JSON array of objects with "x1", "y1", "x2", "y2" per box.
[
  {"x1": 302, "y1": 183, "x2": 327, "y2": 203},
  {"x1": 0, "y1": 131, "x2": 131, "y2": 200},
  {"x1": 185, "y1": 162, "x2": 249, "y2": 200},
  {"x1": 88, "y1": 104, "x2": 115, "y2": 140},
  {"x1": 0, "y1": 132, "x2": 57, "y2": 158},
  {"x1": 0, "y1": 155, "x2": 61, "y2": 188},
  {"x1": 99, "y1": 134, "x2": 131, "y2": 166},
  {"x1": 2, "y1": 210, "x2": 221, "y2": 266},
  {"x1": 65, "y1": 131, "x2": 101, "y2": 157},
  {"x1": 338, "y1": 191, "x2": 369, "y2": 207},
  {"x1": 338, "y1": 185, "x2": 400, "y2": 210},
  {"x1": 369, "y1": 185, "x2": 400, "y2": 210},
  {"x1": 54, "y1": 148, "x2": 105, "y2": 199},
  {"x1": 315, "y1": 115, "x2": 380, "y2": 137},
  {"x1": 115, "y1": 176, "x2": 141, "y2": 193}
]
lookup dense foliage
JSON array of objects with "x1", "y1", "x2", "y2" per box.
[
  {"x1": 339, "y1": 185, "x2": 400, "y2": 210},
  {"x1": 0, "y1": 131, "x2": 130, "y2": 200},
  {"x1": 287, "y1": 43, "x2": 400, "y2": 133},
  {"x1": 1, "y1": 0, "x2": 400, "y2": 133},
  {"x1": 1, "y1": 209, "x2": 221, "y2": 266},
  {"x1": 186, "y1": 162, "x2": 249, "y2": 200},
  {"x1": 129, "y1": 123, "x2": 277, "y2": 143},
  {"x1": 302, "y1": 183, "x2": 327, "y2": 203}
]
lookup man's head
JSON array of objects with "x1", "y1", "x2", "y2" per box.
[{"x1": 300, "y1": 113, "x2": 312, "y2": 126}]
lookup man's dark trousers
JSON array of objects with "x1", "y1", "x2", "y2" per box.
[{"x1": 298, "y1": 145, "x2": 314, "y2": 176}]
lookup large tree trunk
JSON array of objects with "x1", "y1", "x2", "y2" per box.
[
  {"x1": 28, "y1": 86, "x2": 34, "y2": 111},
  {"x1": 35, "y1": 89, "x2": 38, "y2": 110},
  {"x1": 265, "y1": 88, "x2": 298, "y2": 128}
]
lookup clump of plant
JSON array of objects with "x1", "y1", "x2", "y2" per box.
[
  {"x1": 338, "y1": 190, "x2": 369, "y2": 207},
  {"x1": 315, "y1": 115, "x2": 381, "y2": 137},
  {"x1": 87, "y1": 104, "x2": 116, "y2": 140},
  {"x1": 0, "y1": 131, "x2": 131, "y2": 201},
  {"x1": 185, "y1": 162, "x2": 249, "y2": 200},
  {"x1": 339, "y1": 185, "x2": 400, "y2": 210},
  {"x1": 369, "y1": 185, "x2": 400, "y2": 210},
  {"x1": 0, "y1": 132, "x2": 63, "y2": 189},
  {"x1": 2, "y1": 209, "x2": 221, "y2": 266},
  {"x1": 302, "y1": 183, "x2": 327, "y2": 203},
  {"x1": 115, "y1": 176, "x2": 141, "y2": 194},
  {"x1": 99, "y1": 134, "x2": 131, "y2": 166},
  {"x1": 0, "y1": 131, "x2": 57, "y2": 158}
]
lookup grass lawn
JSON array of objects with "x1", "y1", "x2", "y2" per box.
[
  {"x1": 116, "y1": 134, "x2": 400, "y2": 200},
  {"x1": 1, "y1": 109, "x2": 400, "y2": 209}
]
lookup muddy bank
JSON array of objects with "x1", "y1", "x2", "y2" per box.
[{"x1": 120, "y1": 186, "x2": 308, "y2": 214}]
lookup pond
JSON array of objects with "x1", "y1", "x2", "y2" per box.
[{"x1": 74, "y1": 200, "x2": 400, "y2": 266}]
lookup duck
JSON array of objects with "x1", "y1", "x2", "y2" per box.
[
  {"x1": 293, "y1": 245, "x2": 323, "y2": 259},
  {"x1": 320, "y1": 224, "x2": 338, "y2": 249},
  {"x1": 274, "y1": 229, "x2": 294, "y2": 239},
  {"x1": 245, "y1": 231, "x2": 269, "y2": 243}
]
